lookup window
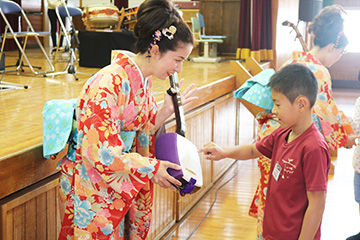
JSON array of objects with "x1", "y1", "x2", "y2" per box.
[{"x1": 344, "y1": 9, "x2": 360, "y2": 52}]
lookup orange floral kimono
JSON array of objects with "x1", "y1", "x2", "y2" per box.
[
  {"x1": 249, "y1": 51, "x2": 349, "y2": 240},
  {"x1": 58, "y1": 52, "x2": 161, "y2": 240},
  {"x1": 284, "y1": 51, "x2": 349, "y2": 149}
]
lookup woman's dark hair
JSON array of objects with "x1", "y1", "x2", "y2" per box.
[
  {"x1": 133, "y1": 0, "x2": 194, "y2": 54},
  {"x1": 308, "y1": 4, "x2": 348, "y2": 49}
]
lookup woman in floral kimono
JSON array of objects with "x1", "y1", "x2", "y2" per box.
[
  {"x1": 57, "y1": 0, "x2": 197, "y2": 239},
  {"x1": 249, "y1": 5, "x2": 358, "y2": 239}
]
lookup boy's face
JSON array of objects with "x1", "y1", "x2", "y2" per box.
[{"x1": 271, "y1": 90, "x2": 300, "y2": 129}]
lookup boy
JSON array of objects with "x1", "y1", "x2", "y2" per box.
[{"x1": 199, "y1": 63, "x2": 331, "y2": 240}]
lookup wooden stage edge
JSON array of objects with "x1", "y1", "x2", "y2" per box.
[{"x1": 0, "y1": 56, "x2": 237, "y2": 200}]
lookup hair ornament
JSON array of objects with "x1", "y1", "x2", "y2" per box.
[
  {"x1": 162, "y1": 25, "x2": 177, "y2": 40},
  {"x1": 335, "y1": 31, "x2": 343, "y2": 48},
  {"x1": 147, "y1": 30, "x2": 162, "y2": 60},
  {"x1": 153, "y1": 30, "x2": 162, "y2": 44},
  {"x1": 147, "y1": 25, "x2": 177, "y2": 60}
]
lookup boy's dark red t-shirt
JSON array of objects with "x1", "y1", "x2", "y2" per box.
[{"x1": 256, "y1": 123, "x2": 330, "y2": 240}]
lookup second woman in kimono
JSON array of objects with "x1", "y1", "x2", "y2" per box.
[{"x1": 249, "y1": 5, "x2": 358, "y2": 240}]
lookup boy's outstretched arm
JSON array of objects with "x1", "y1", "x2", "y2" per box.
[
  {"x1": 298, "y1": 190, "x2": 326, "y2": 240},
  {"x1": 198, "y1": 142, "x2": 262, "y2": 161}
]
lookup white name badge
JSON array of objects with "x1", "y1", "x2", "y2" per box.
[{"x1": 272, "y1": 161, "x2": 282, "y2": 181}]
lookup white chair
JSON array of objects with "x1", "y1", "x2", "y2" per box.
[
  {"x1": 0, "y1": 0, "x2": 54, "y2": 76},
  {"x1": 196, "y1": 13, "x2": 227, "y2": 40},
  {"x1": 191, "y1": 17, "x2": 223, "y2": 63}
]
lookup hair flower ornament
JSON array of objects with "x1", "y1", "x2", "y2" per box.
[
  {"x1": 335, "y1": 31, "x2": 343, "y2": 48},
  {"x1": 147, "y1": 25, "x2": 177, "y2": 60},
  {"x1": 162, "y1": 25, "x2": 177, "y2": 40}
]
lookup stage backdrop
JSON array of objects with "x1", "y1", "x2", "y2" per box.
[
  {"x1": 236, "y1": 0, "x2": 273, "y2": 62},
  {"x1": 78, "y1": 29, "x2": 135, "y2": 68}
]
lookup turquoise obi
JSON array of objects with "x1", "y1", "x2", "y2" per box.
[
  {"x1": 42, "y1": 99, "x2": 77, "y2": 159},
  {"x1": 234, "y1": 68, "x2": 275, "y2": 111},
  {"x1": 42, "y1": 99, "x2": 135, "y2": 160}
]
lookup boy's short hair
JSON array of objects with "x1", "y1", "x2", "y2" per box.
[{"x1": 268, "y1": 64, "x2": 318, "y2": 107}]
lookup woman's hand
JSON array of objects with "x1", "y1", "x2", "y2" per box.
[
  {"x1": 151, "y1": 161, "x2": 182, "y2": 191},
  {"x1": 343, "y1": 134, "x2": 360, "y2": 149},
  {"x1": 163, "y1": 78, "x2": 198, "y2": 114},
  {"x1": 155, "y1": 78, "x2": 198, "y2": 130},
  {"x1": 179, "y1": 78, "x2": 198, "y2": 106}
]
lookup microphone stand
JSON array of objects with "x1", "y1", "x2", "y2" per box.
[{"x1": 44, "y1": 0, "x2": 92, "y2": 80}]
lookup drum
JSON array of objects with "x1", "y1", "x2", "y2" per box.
[{"x1": 82, "y1": 4, "x2": 119, "y2": 29}]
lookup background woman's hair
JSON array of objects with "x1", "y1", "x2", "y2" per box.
[
  {"x1": 133, "y1": 0, "x2": 194, "y2": 54},
  {"x1": 308, "y1": 4, "x2": 348, "y2": 49}
]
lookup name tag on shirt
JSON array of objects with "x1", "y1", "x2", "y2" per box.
[{"x1": 272, "y1": 161, "x2": 282, "y2": 181}]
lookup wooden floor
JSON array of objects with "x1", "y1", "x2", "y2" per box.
[
  {"x1": 163, "y1": 88, "x2": 360, "y2": 240},
  {"x1": 1, "y1": 48, "x2": 359, "y2": 240}
]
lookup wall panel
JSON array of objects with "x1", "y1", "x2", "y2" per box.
[
  {"x1": 200, "y1": 0, "x2": 241, "y2": 56},
  {"x1": 213, "y1": 94, "x2": 237, "y2": 180},
  {"x1": 0, "y1": 174, "x2": 60, "y2": 240},
  {"x1": 176, "y1": 104, "x2": 214, "y2": 220}
]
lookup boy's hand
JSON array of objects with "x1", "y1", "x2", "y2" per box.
[{"x1": 198, "y1": 142, "x2": 225, "y2": 161}]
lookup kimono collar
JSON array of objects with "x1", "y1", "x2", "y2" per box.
[
  {"x1": 117, "y1": 50, "x2": 149, "y2": 92},
  {"x1": 291, "y1": 51, "x2": 322, "y2": 66}
]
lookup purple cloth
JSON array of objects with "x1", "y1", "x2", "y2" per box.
[
  {"x1": 180, "y1": 178, "x2": 196, "y2": 196},
  {"x1": 155, "y1": 132, "x2": 184, "y2": 179}
]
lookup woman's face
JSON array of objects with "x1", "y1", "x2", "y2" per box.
[{"x1": 153, "y1": 43, "x2": 193, "y2": 80}]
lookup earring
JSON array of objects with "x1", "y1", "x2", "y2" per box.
[{"x1": 146, "y1": 49, "x2": 151, "y2": 63}]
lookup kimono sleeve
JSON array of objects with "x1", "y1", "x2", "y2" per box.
[
  {"x1": 136, "y1": 93, "x2": 158, "y2": 159},
  {"x1": 313, "y1": 68, "x2": 348, "y2": 149},
  {"x1": 353, "y1": 97, "x2": 360, "y2": 135}
]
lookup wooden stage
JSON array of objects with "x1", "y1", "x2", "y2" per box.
[
  {"x1": 0, "y1": 48, "x2": 241, "y2": 239},
  {"x1": 0, "y1": 49, "x2": 234, "y2": 159}
]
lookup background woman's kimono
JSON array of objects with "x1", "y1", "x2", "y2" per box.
[
  {"x1": 247, "y1": 51, "x2": 350, "y2": 239},
  {"x1": 248, "y1": 112, "x2": 279, "y2": 240},
  {"x1": 285, "y1": 51, "x2": 349, "y2": 149},
  {"x1": 58, "y1": 52, "x2": 161, "y2": 240}
]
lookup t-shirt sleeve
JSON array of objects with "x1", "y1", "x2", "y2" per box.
[
  {"x1": 303, "y1": 145, "x2": 330, "y2": 191},
  {"x1": 256, "y1": 127, "x2": 281, "y2": 159}
]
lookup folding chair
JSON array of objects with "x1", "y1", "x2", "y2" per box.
[
  {"x1": 0, "y1": 0, "x2": 54, "y2": 76},
  {"x1": 191, "y1": 17, "x2": 223, "y2": 63},
  {"x1": 196, "y1": 13, "x2": 227, "y2": 40}
]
